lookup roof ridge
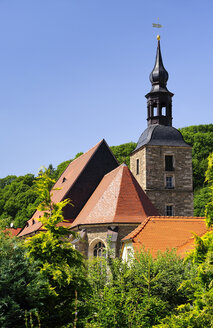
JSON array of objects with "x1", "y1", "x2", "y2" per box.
[
  {"x1": 52, "y1": 139, "x2": 104, "y2": 191},
  {"x1": 61, "y1": 139, "x2": 105, "y2": 201}
]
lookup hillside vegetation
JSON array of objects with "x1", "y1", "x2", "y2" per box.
[{"x1": 0, "y1": 124, "x2": 212, "y2": 228}]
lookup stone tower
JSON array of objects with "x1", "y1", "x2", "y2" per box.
[{"x1": 130, "y1": 38, "x2": 193, "y2": 216}]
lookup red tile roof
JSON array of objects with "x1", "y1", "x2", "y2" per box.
[
  {"x1": 71, "y1": 164, "x2": 159, "y2": 227},
  {"x1": 18, "y1": 140, "x2": 108, "y2": 237},
  {"x1": 3, "y1": 228, "x2": 21, "y2": 237},
  {"x1": 122, "y1": 216, "x2": 209, "y2": 257},
  {"x1": 51, "y1": 140, "x2": 104, "y2": 204}
]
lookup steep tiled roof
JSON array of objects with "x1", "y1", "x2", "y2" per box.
[
  {"x1": 122, "y1": 216, "x2": 208, "y2": 257},
  {"x1": 51, "y1": 140, "x2": 105, "y2": 203},
  {"x1": 71, "y1": 164, "x2": 159, "y2": 227},
  {"x1": 18, "y1": 139, "x2": 118, "y2": 237}
]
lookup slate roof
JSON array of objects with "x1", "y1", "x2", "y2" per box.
[
  {"x1": 71, "y1": 164, "x2": 159, "y2": 228},
  {"x1": 122, "y1": 216, "x2": 209, "y2": 257},
  {"x1": 18, "y1": 139, "x2": 118, "y2": 237},
  {"x1": 133, "y1": 124, "x2": 190, "y2": 153}
]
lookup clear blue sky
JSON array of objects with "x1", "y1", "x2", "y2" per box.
[{"x1": 0, "y1": 0, "x2": 212, "y2": 178}]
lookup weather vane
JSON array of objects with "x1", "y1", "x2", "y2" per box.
[{"x1": 152, "y1": 18, "x2": 162, "y2": 40}]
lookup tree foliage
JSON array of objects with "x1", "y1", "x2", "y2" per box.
[
  {"x1": 0, "y1": 232, "x2": 46, "y2": 328},
  {"x1": 179, "y1": 124, "x2": 213, "y2": 189},
  {"x1": 24, "y1": 169, "x2": 89, "y2": 327},
  {"x1": 0, "y1": 174, "x2": 39, "y2": 229},
  {"x1": 84, "y1": 250, "x2": 192, "y2": 328},
  {"x1": 154, "y1": 156, "x2": 213, "y2": 327},
  {"x1": 110, "y1": 142, "x2": 136, "y2": 167}
]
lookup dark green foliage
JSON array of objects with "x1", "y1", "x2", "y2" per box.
[
  {"x1": 194, "y1": 186, "x2": 211, "y2": 216},
  {"x1": 85, "y1": 250, "x2": 192, "y2": 328},
  {"x1": 0, "y1": 233, "x2": 47, "y2": 328},
  {"x1": 0, "y1": 174, "x2": 39, "y2": 229},
  {"x1": 179, "y1": 124, "x2": 213, "y2": 189},
  {"x1": 110, "y1": 142, "x2": 136, "y2": 167}
]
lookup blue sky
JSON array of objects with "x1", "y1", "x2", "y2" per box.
[{"x1": 0, "y1": 0, "x2": 212, "y2": 178}]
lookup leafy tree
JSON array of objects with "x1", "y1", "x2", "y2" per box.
[
  {"x1": 179, "y1": 124, "x2": 213, "y2": 189},
  {"x1": 194, "y1": 186, "x2": 211, "y2": 217},
  {"x1": 110, "y1": 142, "x2": 136, "y2": 167},
  {"x1": 85, "y1": 250, "x2": 191, "y2": 328},
  {"x1": 25, "y1": 169, "x2": 89, "y2": 327},
  {"x1": 205, "y1": 153, "x2": 213, "y2": 227},
  {"x1": 0, "y1": 232, "x2": 46, "y2": 328},
  {"x1": 0, "y1": 174, "x2": 39, "y2": 228},
  {"x1": 155, "y1": 154, "x2": 213, "y2": 328}
]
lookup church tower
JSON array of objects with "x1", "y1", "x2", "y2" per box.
[{"x1": 130, "y1": 37, "x2": 193, "y2": 216}]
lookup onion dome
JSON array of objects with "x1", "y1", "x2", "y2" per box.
[{"x1": 149, "y1": 39, "x2": 169, "y2": 92}]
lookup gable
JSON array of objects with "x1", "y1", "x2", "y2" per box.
[{"x1": 18, "y1": 139, "x2": 118, "y2": 237}]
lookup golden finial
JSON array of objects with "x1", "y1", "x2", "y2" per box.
[{"x1": 152, "y1": 18, "x2": 162, "y2": 40}]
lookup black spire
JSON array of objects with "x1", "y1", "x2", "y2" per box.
[{"x1": 146, "y1": 37, "x2": 174, "y2": 127}]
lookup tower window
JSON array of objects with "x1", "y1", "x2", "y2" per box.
[
  {"x1": 166, "y1": 205, "x2": 174, "y2": 216},
  {"x1": 162, "y1": 107, "x2": 166, "y2": 116},
  {"x1": 93, "y1": 242, "x2": 106, "y2": 258},
  {"x1": 166, "y1": 176, "x2": 174, "y2": 189},
  {"x1": 165, "y1": 155, "x2": 174, "y2": 171},
  {"x1": 136, "y1": 159, "x2": 139, "y2": 175}
]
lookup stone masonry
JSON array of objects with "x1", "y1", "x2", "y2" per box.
[
  {"x1": 73, "y1": 224, "x2": 139, "y2": 258},
  {"x1": 130, "y1": 145, "x2": 194, "y2": 216}
]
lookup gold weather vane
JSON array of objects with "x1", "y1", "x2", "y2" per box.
[{"x1": 152, "y1": 18, "x2": 162, "y2": 40}]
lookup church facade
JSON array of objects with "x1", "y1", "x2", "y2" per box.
[{"x1": 18, "y1": 38, "x2": 199, "y2": 259}]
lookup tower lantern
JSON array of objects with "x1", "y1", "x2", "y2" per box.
[{"x1": 146, "y1": 37, "x2": 174, "y2": 126}]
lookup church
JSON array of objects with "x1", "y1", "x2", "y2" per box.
[{"x1": 18, "y1": 37, "x2": 207, "y2": 259}]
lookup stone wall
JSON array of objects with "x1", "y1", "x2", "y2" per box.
[
  {"x1": 130, "y1": 145, "x2": 194, "y2": 216},
  {"x1": 73, "y1": 224, "x2": 139, "y2": 258}
]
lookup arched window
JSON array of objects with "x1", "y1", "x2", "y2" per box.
[{"x1": 93, "y1": 242, "x2": 106, "y2": 257}]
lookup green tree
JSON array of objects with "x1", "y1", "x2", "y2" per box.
[
  {"x1": 25, "y1": 169, "x2": 89, "y2": 327},
  {"x1": 0, "y1": 232, "x2": 46, "y2": 328},
  {"x1": 85, "y1": 250, "x2": 191, "y2": 328},
  {"x1": 0, "y1": 174, "x2": 39, "y2": 228},
  {"x1": 155, "y1": 154, "x2": 213, "y2": 328},
  {"x1": 110, "y1": 142, "x2": 136, "y2": 167},
  {"x1": 179, "y1": 124, "x2": 213, "y2": 189}
]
